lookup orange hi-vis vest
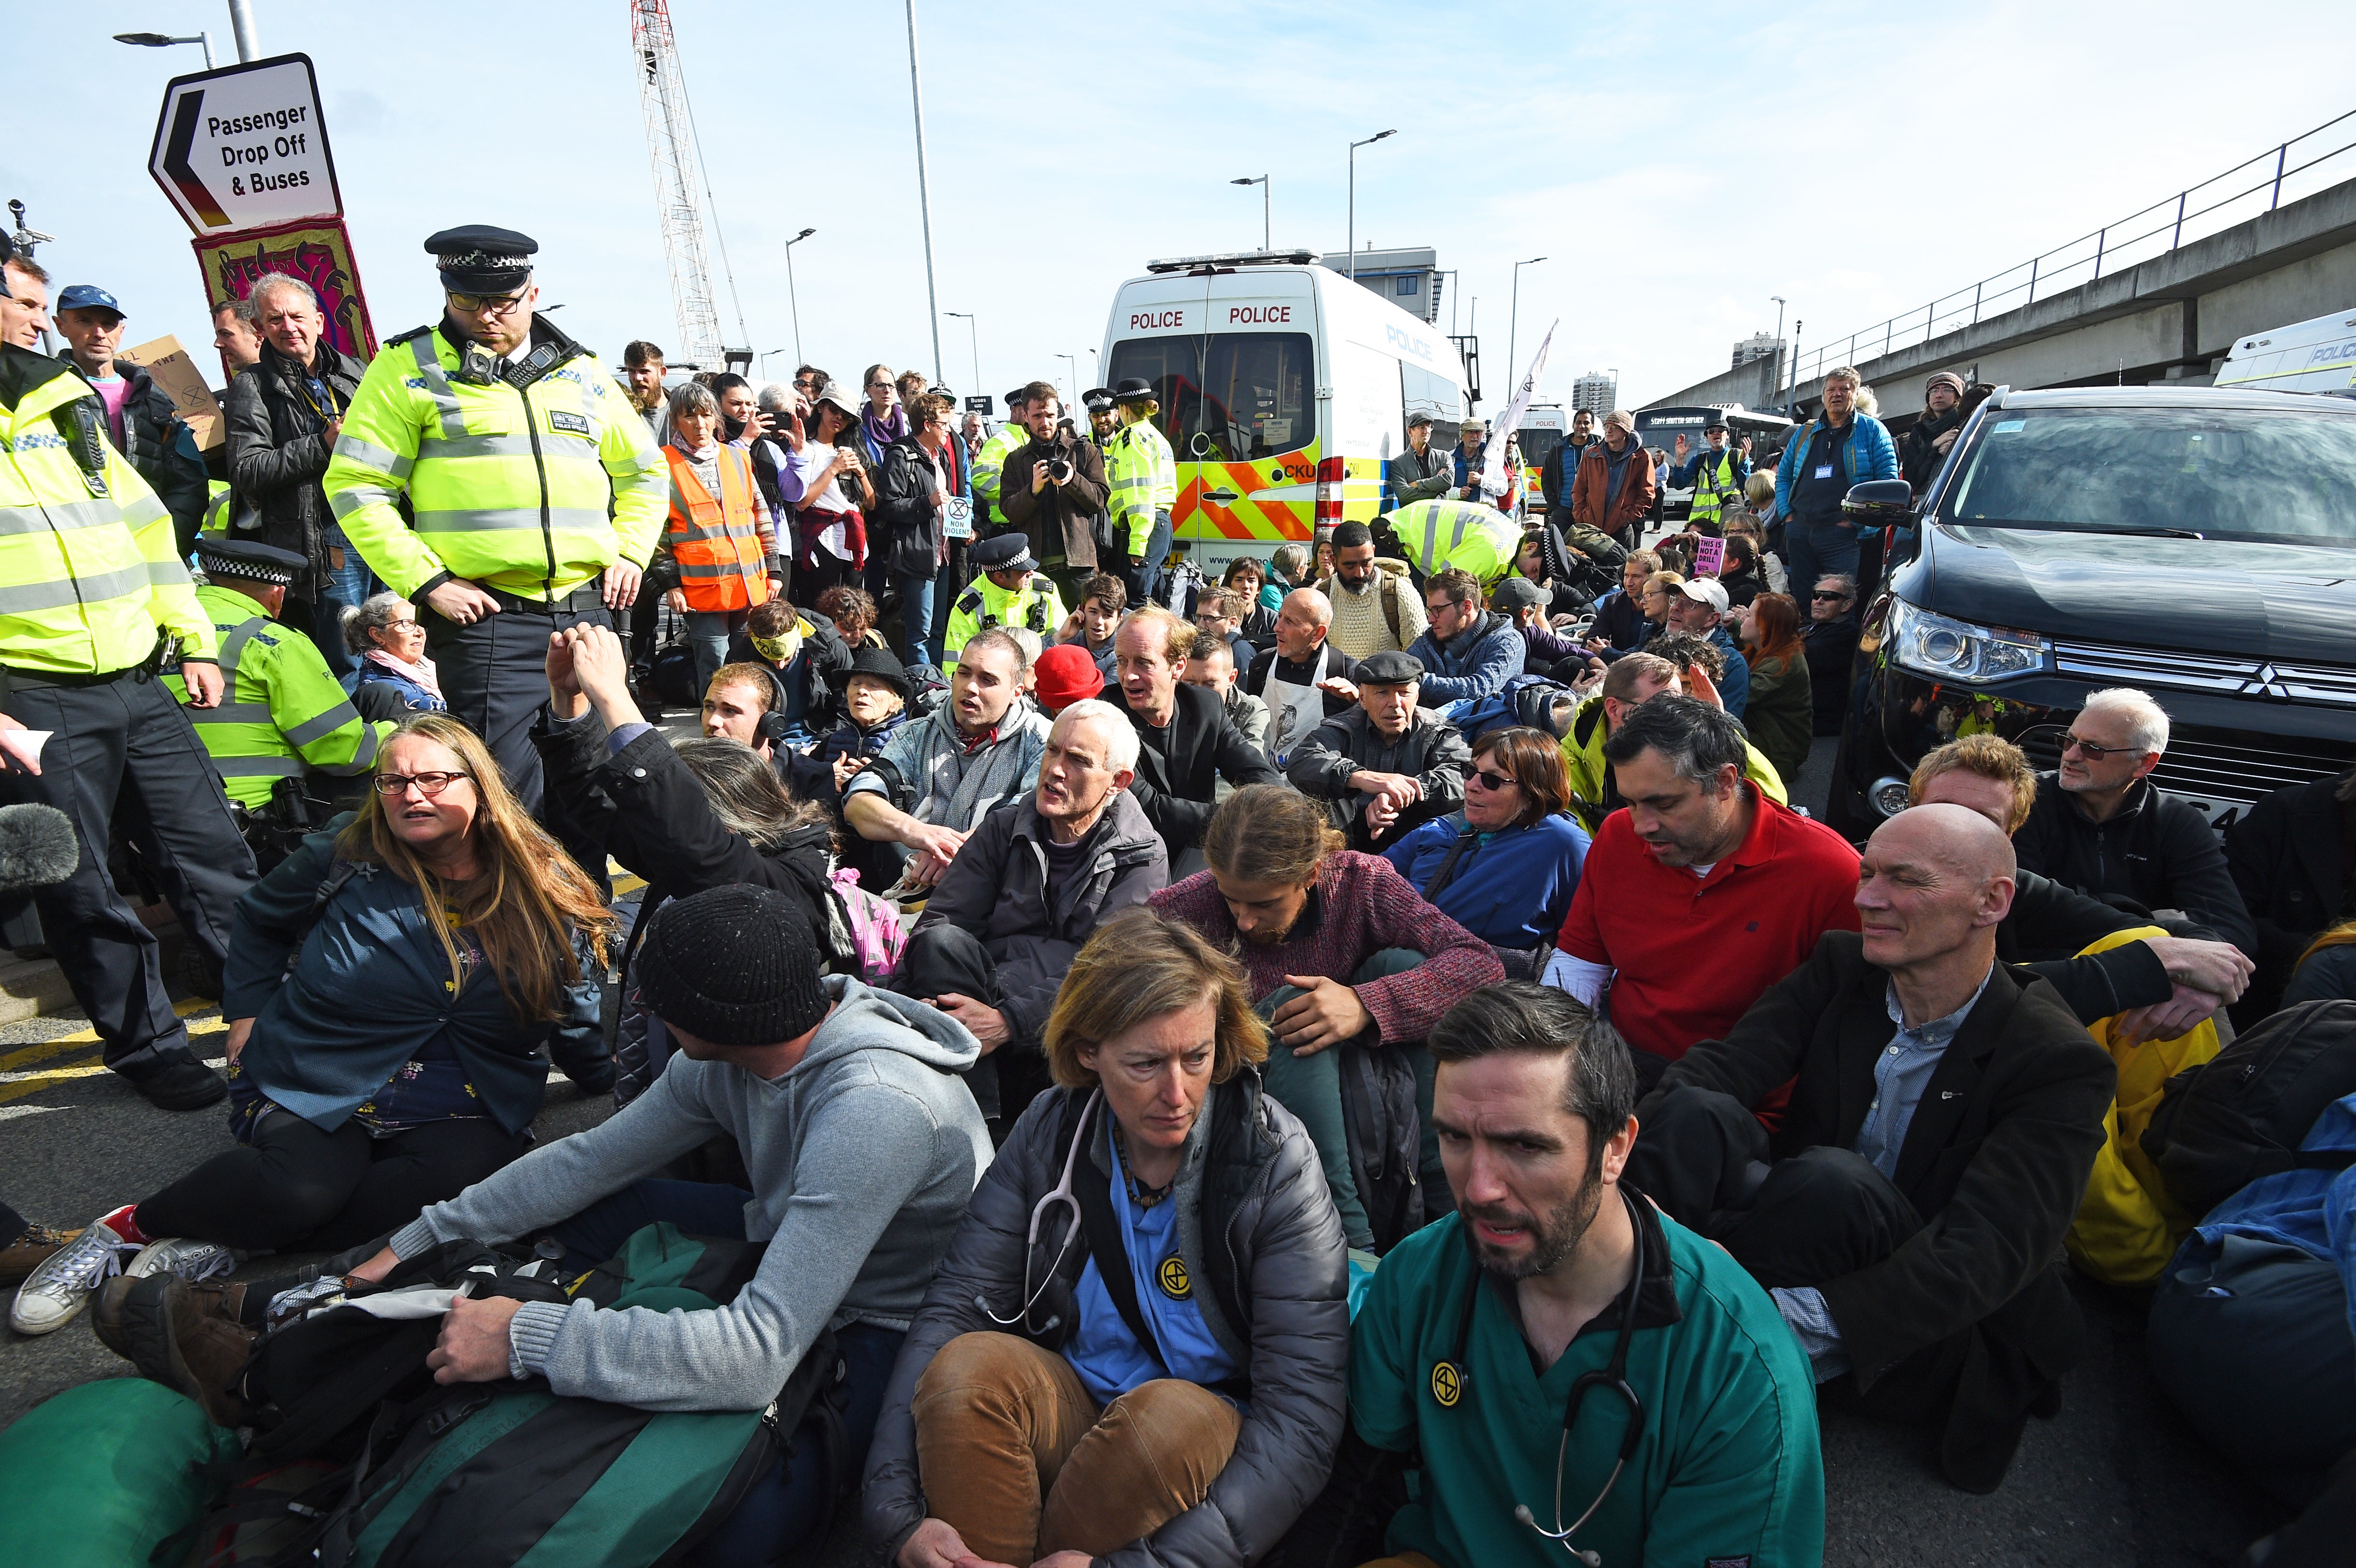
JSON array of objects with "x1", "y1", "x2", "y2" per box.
[{"x1": 662, "y1": 444, "x2": 771, "y2": 613}]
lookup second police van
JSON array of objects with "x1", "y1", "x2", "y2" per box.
[{"x1": 1100, "y1": 250, "x2": 1474, "y2": 580}]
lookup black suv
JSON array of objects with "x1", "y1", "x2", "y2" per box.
[{"x1": 1826, "y1": 385, "x2": 2356, "y2": 842}]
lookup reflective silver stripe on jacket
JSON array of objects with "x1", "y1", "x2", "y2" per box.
[
  {"x1": 0, "y1": 497, "x2": 122, "y2": 536},
  {"x1": 0, "y1": 564, "x2": 150, "y2": 613},
  {"x1": 332, "y1": 436, "x2": 415, "y2": 482},
  {"x1": 408, "y1": 336, "x2": 468, "y2": 441},
  {"x1": 410, "y1": 506, "x2": 614, "y2": 535},
  {"x1": 212, "y1": 754, "x2": 308, "y2": 778},
  {"x1": 329, "y1": 484, "x2": 403, "y2": 522},
  {"x1": 419, "y1": 431, "x2": 599, "y2": 461}
]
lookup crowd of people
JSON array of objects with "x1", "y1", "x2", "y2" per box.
[{"x1": 2, "y1": 224, "x2": 2352, "y2": 1568}]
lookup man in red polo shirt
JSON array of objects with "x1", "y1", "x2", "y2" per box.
[{"x1": 1543, "y1": 695, "x2": 1860, "y2": 1087}]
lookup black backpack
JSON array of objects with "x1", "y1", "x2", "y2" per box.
[{"x1": 2139, "y1": 999, "x2": 2356, "y2": 1220}]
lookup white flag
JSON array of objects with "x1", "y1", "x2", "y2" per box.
[{"x1": 1480, "y1": 319, "x2": 1557, "y2": 500}]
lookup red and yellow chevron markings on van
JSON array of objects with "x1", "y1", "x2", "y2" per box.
[{"x1": 1175, "y1": 456, "x2": 1313, "y2": 543}]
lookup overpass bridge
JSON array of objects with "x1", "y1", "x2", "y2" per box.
[{"x1": 1642, "y1": 114, "x2": 2356, "y2": 427}]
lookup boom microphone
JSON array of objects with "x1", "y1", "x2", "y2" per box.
[{"x1": 0, "y1": 804, "x2": 82, "y2": 894}]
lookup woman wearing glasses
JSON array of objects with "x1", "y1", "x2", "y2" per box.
[
  {"x1": 344, "y1": 591, "x2": 447, "y2": 716},
  {"x1": 864, "y1": 908, "x2": 1347, "y2": 1568},
  {"x1": 11, "y1": 716, "x2": 615, "y2": 1333}
]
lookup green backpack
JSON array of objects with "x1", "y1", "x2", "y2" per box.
[{"x1": 202, "y1": 1223, "x2": 847, "y2": 1568}]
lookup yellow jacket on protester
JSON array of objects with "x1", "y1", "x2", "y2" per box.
[
  {"x1": 0, "y1": 345, "x2": 214, "y2": 674},
  {"x1": 320, "y1": 321, "x2": 666, "y2": 601},
  {"x1": 1102, "y1": 418, "x2": 1176, "y2": 558},
  {"x1": 163, "y1": 582, "x2": 391, "y2": 808}
]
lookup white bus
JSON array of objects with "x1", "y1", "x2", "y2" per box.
[
  {"x1": 1100, "y1": 250, "x2": 1473, "y2": 577},
  {"x1": 2216, "y1": 308, "x2": 2356, "y2": 396}
]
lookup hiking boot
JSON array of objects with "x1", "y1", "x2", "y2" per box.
[
  {"x1": 124, "y1": 1055, "x2": 229, "y2": 1112},
  {"x1": 109, "y1": 1273, "x2": 259, "y2": 1427},
  {"x1": 9, "y1": 1210, "x2": 138, "y2": 1335},
  {"x1": 0, "y1": 1224, "x2": 79, "y2": 1287},
  {"x1": 91, "y1": 1242, "x2": 241, "y2": 1359}
]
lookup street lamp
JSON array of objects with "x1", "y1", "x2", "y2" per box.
[
  {"x1": 1230, "y1": 175, "x2": 1269, "y2": 251},
  {"x1": 1055, "y1": 354, "x2": 1078, "y2": 414},
  {"x1": 1508, "y1": 256, "x2": 1545, "y2": 391},
  {"x1": 114, "y1": 31, "x2": 215, "y2": 70},
  {"x1": 944, "y1": 312, "x2": 980, "y2": 399},
  {"x1": 758, "y1": 347, "x2": 792, "y2": 378},
  {"x1": 1346, "y1": 130, "x2": 1396, "y2": 281},
  {"x1": 782, "y1": 228, "x2": 815, "y2": 369},
  {"x1": 1769, "y1": 295, "x2": 1787, "y2": 409}
]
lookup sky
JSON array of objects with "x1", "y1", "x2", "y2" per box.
[{"x1": 10, "y1": 0, "x2": 2353, "y2": 415}]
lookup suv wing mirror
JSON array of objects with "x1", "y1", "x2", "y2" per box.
[{"x1": 1841, "y1": 478, "x2": 1915, "y2": 527}]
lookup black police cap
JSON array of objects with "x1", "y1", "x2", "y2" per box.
[
  {"x1": 196, "y1": 537, "x2": 310, "y2": 585},
  {"x1": 1112, "y1": 377, "x2": 1157, "y2": 404},
  {"x1": 425, "y1": 225, "x2": 538, "y2": 293},
  {"x1": 972, "y1": 534, "x2": 1037, "y2": 573},
  {"x1": 1082, "y1": 386, "x2": 1114, "y2": 412}
]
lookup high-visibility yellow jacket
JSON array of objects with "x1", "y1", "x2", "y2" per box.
[
  {"x1": 320, "y1": 321, "x2": 666, "y2": 601},
  {"x1": 162, "y1": 582, "x2": 390, "y2": 808},
  {"x1": 0, "y1": 345, "x2": 213, "y2": 675},
  {"x1": 1685, "y1": 447, "x2": 1744, "y2": 530},
  {"x1": 1558, "y1": 693, "x2": 1786, "y2": 834},
  {"x1": 943, "y1": 571, "x2": 1066, "y2": 665},
  {"x1": 1102, "y1": 417, "x2": 1176, "y2": 558},
  {"x1": 972, "y1": 418, "x2": 1028, "y2": 519},
  {"x1": 1387, "y1": 498, "x2": 1522, "y2": 585}
]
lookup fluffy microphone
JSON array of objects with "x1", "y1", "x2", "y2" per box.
[{"x1": 0, "y1": 804, "x2": 81, "y2": 894}]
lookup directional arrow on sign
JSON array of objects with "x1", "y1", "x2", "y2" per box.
[{"x1": 158, "y1": 91, "x2": 230, "y2": 228}]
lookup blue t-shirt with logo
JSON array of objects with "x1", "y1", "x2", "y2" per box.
[{"x1": 1063, "y1": 1133, "x2": 1243, "y2": 1404}]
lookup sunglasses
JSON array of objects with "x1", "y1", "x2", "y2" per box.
[
  {"x1": 2061, "y1": 735, "x2": 2136, "y2": 760},
  {"x1": 1811, "y1": 591, "x2": 1850, "y2": 602},
  {"x1": 1467, "y1": 767, "x2": 1517, "y2": 791}
]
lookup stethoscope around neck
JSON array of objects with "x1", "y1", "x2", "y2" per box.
[
  {"x1": 1432, "y1": 1185, "x2": 1649, "y2": 1568},
  {"x1": 976, "y1": 1088, "x2": 1101, "y2": 1335}
]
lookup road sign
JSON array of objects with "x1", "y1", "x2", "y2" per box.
[{"x1": 148, "y1": 54, "x2": 342, "y2": 237}]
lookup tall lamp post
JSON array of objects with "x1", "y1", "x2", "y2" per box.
[
  {"x1": 1769, "y1": 295, "x2": 1788, "y2": 410},
  {"x1": 113, "y1": 31, "x2": 215, "y2": 69},
  {"x1": 1508, "y1": 256, "x2": 1545, "y2": 390},
  {"x1": 1346, "y1": 130, "x2": 1396, "y2": 281},
  {"x1": 225, "y1": 0, "x2": 260, "y2": 60},
  {"x1": 782, "y1": 228, "x2": 815, "y2": 370},
  {"x1": 1230, "y1": 175, "x2": 1269, "y2": 250},
  {"x1": 904, "y1": 0, "x2": 945, "y2": 384},
  {"x1": 943, "y1": 312, "x2": 980, "y2": 399},
  {"x1": 1055, "y1": 354, "x2": 1078, "y2": 414}
]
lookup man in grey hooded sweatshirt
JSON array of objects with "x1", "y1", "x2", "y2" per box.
[{"x1": 342, "y1": 883, "x2": 992, "y2": 1562}]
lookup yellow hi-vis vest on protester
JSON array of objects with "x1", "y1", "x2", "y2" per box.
[
  {"x1": 1102, "y1": 417, "x2": 1176, "y2": 558},
  {"x1": 971, "y1": 418, "x2": 1028, "y2": 521},
  {"x1": 320, "y1": 321, "x2": 667, "y2": 601},
  {"x1": 943, "y1": 571, "x2": 1067, "y2": 666},
  {"x1": 1387, "y1": 498, "x2": 1521, "y2": 586},
  {"x1": 1687, "y1": 447, "x2": 1742, "y2": 531},
  {"x1": 162, "y1": 583, "x2": 391, "y2": 809},
  {"x1": 0, "y1": 346, "x2": 214, "y2": 674}
]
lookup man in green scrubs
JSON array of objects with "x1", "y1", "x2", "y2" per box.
[{"x1": 1347, "y1": 983, "x2": 1824, "y2": 1568}]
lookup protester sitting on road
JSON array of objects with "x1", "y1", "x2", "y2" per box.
[
  {"x1": 1738, "y1": 591, "x2": 1813, "y2": 786},
  {"x1": 799, "y1": 646, "x2": 912, "y2": 804},
  {"x1": 344, "y1": 592, "x2": 447, "y2": 718},
  {"x1": 536, "y1": 623, "x2": 839, "y2": 1098},
  {"x1": 2224, "y1": 766, "x2": 2355, "y2": 1017},
  {"x1": 724, "y1": 594, "x2": 856, "y2": 749},
  {"x1": 1322, "y1": 519, "x2": 1426, "y2": 659},
  {"x1": 896, "y1": 701, "x2": 1167, "y2": 1129},
  {"x1": 2285, "y1": 919, "x2": 2356, "y2": 1004},
  {"x1": 1490, "y1": 575, "x2": 1599, "y2": 683},
  {"x1": 1054, "y1": 571, "x2": 1127, "y2": 681},
  {"x1": 1105, "y1": 606, "x2": 1279, "y2": 864},
  {"x1": 2014, "y1": 688, "x2": 2259, "y2": 959},
  {"x1": 1032, "y1": 641, "x2": 1105, "y2": 716},
  {"x1": 1182, "y1": 635, "x2": 1270, "y2": 764},
  {"x1": 9, "y1": 715, "x2": 614, "y2": 1337},
  {"x1": 1327, "y1": 983, "x2": 1824, "y2": 1568},
  {"x1": 1627, "y1": 804, "x2": 2117, "y2": 1493},
  {"x1": 1544, "y1": 698, "x2": 1857, "y2": 1092},
  {"x1": 866, "y1": 909, "x2": 1346, "y2": 1568},
  {"x1": 1507, "y1": 529, "x2": 1593, "y2": 620},
  {"x1": 816, "y1": 584, "x2": 890, "y2": 651},
  {"x1": 1152, "y1": 785, "x2": 1504, "y2": 1250},
  {"x1": 1224, "y1": 556, "x2": 1280, "y2": 638},
  {"x1": 1717, "y1": 532, "x2": 1767, "y2": 609},
  {"x1": 1664, "y1": 576, "x2": 1750, "y2": 719},
  {"x1": 1190, "y1": 585, "x2": 1260, "y2": 672},
  {"x1": 1724, "y1": 509, "x2": 1787, "y2": 595},
  {"x1": 316, "y1": 883, "x2": 991, "y2": 1565},
  {"x1": 843, "y1": 628, "x2": 1051, "y2": 889},
  {"x1": 1287, "y1": 649, "x2": 1471, "y2": 853},
  {"x1": 1405, "y1": 568, "x2": 1523, "y2": 707},
  {"x1": 1243, "y1": 587, "x2": 1358, "y2": 767},
  {"x1": 1584, "y1": 550, "x2": 1662, "y2": 657},
  {"x1": 1383, "y1": 727, "x2": 1590, "y2": 968},
  {"x1": 1558, "y1": 653, "x2": 1787, "y2": 834}
]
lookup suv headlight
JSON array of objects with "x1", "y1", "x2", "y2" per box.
[{"x1": 1886, "y1": 600, "x2": 2049, "y2": 683}]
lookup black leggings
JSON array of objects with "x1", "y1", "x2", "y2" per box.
[{"x1": 136, "y1": 1113, "x2": 531, "y2": 1253}]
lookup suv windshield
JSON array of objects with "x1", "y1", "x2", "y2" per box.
[
  {"x1": 1941, "y1": 405, "x2": 2356, "y2": 545},
  {"x1": 1103, "y1": 332, "x2": 1314, "y2": 461}
]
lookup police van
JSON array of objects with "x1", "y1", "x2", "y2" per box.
[
  {"x1": 2215, "y1": 307, "x2": 2356, "y2": 396},
  {"x1": 1100, "y1": 251, "x2": 1473, "y2": 578}
]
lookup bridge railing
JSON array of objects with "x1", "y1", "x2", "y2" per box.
[{"x1": 1782, "y1": 110, "x2": 2356, "y2": 394}]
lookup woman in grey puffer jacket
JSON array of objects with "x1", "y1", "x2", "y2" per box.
[{"x1": 864, "y1": 909, "x2": 1349, "y2": 1568}]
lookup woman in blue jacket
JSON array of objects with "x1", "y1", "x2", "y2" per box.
[
  {"x1": 1383, "y1": 726, "x2": 1590, "y2": 971},
  {"x1": 9, "y1": 716, "x2": 616, "y2": 1336}
]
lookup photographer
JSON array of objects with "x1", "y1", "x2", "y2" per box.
[{"x1": 999, "y1": 382, "x2": 1109, "y2": 607}]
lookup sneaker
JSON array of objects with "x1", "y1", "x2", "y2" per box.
[
  {"x1": 0, "y1": 1224, "x2": 79, "y2": 1286},
  {"x1": 105, "y1": 1274, "x2": 259, "y2": 1428},
  {"x1": 125, "y1": 1056, "x2": 229, "y2": 1112},
  {"x1": 9, "y1": 1211, "x2": 138, "y2": 1335}
]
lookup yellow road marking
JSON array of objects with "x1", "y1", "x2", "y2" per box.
[
  {"x1": 0, "y1": 997, "x2": 221, "y2": 1072},
  {"x1": 0, "y1": 1052, "x2": 228, "y2": 1105}
]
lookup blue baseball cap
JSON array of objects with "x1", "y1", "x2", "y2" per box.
[{"x1": 56, "y1": 285, "x2": 124, "y2": 317}]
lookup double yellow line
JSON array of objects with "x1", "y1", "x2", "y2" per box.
[{"x1": 0, "y1": 998, "x2": 224, "y2": 1107}]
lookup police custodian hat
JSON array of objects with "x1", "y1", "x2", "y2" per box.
[
  {"x1": 1111, "y1": 378, "x2": 1157, "y2": 405},
  {"x1": 197, "y1": 537, "x2": 309, "y2": 585},
  {"x1": 424, "y1": 225, "x2": 537, "y2": 293},
  {"x1": 971, "y1": 534, "x2": 1037, "y2": 574},
  {"x1": 1357, "y1": 649, "x2": 1424, "y2": 685}
]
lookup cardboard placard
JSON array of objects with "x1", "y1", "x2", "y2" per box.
[
  {"x1": 118, "y1": 335, "x2": 225, "y2": 453},
  {"x1": 1692, "y1": 536, "x2": 1726, "y2": 578}
]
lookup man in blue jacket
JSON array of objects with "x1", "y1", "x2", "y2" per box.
[
  {"x1": 1774, "y1": 365, "x2": 1897, "y2": 599},
  {"x1": 1406, "y1": 568, "x2": 1523, "y2": 706}
]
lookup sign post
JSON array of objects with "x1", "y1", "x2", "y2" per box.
[{"x1": 148, "y1": 54, "x2": 342, "y2": 235}]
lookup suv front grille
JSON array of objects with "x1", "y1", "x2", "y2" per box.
[{"x1": 2052, "y1": 638, "x2": 2356, "y2": 709}]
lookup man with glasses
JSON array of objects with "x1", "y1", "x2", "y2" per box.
[
  {"x1": 1802, "y1": 573, "x2": 1861, "y2": 735},
  {"x1": 1405, "y1": 569, "x2": 1523, "y2": 708},
  {"x1": 2013, "y1": 688, "x2": 2259, "y2": 959},
  {"x1": 323, "y1": 225, "x2": 667, "y2": 811}
]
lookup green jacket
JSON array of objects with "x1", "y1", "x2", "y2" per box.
[
  {"x1": 164, "y1": 584, "x2": 390, "y2": 808},
  {"x1": 1559, "y1": 693, "x2": 1786, "y2": 834}
]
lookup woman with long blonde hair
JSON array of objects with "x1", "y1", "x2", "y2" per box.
[{"x1": 8, "y1": 715, "x2": 618, "y2": 1338}]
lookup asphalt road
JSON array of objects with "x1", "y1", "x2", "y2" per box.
[{"x1": 0, "y1": 741, "x2": 2294, "y2": 1566}]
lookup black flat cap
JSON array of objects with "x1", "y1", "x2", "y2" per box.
[
  {"x1": 425, "y1": 225, "x2": 537, "y2": 293},
  {"x1": 1357, "y1": 649, "x2": 1424, "y2": 684},
  {"x1": 196, "y1": 537, "x2": 310, "y2": 586}
]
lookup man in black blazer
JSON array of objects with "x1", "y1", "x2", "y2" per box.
[
  {"x1": 1104, "y1": 605, "x2": 1278, "y2": 866},
  {"x1": 1625, "y1": 803, "x2": 2116, "y2": 1495}
]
